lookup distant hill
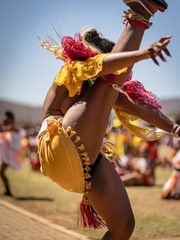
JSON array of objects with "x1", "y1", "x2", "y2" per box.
[
  {"x1": 0, "y1": 99, "x2": 42, "y2": 125},
  {"x1": 159, "y1": 99, "x2": 180, "y2": 119},
  {"x1": 0, "y1": 98, "x2": 180, "y2": 126}
]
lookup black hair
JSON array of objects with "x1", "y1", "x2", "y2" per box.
[
  {"x1": 83, "y1": 28, "x2": 115, "y2": 53},
  {"x1": 5, "y1": 111, "x2": 15, "y2": 121}
]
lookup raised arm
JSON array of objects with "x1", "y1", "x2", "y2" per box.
[
  {"x1": 115, "y1": 90, "x2": 179, "y2": 135},
  {"x1": 96, "y1": 36, "x2": 171, "y2": 83}
]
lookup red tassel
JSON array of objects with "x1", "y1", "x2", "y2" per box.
[{"x1": 77, "y1": 195, "x2": 106, "y2": 229}]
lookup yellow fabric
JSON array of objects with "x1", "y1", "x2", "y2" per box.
[
  {"x1": 54, "y1": 54, "x2": 127, "y2": 97},
  {"x1": 116, "y1": 132, "x2": 133, "y2": 156},
  {"x1": 113, "y1": 118, "x2": 121, "y2": 128},
  {"x1": 38, "y1": 117, "x2": 90, "y2": 194},
  {"x1": 113, "y1": 107, "x2": 164, "y2": 141}
]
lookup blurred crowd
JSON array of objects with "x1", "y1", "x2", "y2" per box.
[
  {"x1": 0, "y1": 111, "x2": 180, "y2": 199},
  {"x1": 21, "y1": 124, "x2": 41, "y2": 171},
  {"x1": 104, "y1": 119, "x2": 180, "y2": 199}
]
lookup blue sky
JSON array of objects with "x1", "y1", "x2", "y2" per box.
[{"x1": 0, "y1": 0, "x2": 179, "y2": 107}]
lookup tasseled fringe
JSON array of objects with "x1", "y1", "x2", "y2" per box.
[
  {"x1": 62, "y1": 125, "x2": 106, "y2": 229},
  {"x1": 77, "y1": 195, "x2": 106, "y2": 229}
]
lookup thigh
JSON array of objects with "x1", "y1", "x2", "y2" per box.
[
  {"x1": 62, "y1": 79, "x2": 119, "y2": 163},
  {"x1": 87, "y1": 156, "x2": 134, "y2": 232}
]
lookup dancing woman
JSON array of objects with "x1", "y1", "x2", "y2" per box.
[{"x1": 38, "y1": 0, "x2": 180, "y2": 239}]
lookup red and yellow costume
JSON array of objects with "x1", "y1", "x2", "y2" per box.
[{"x1": 38, "y1": 31, "x2": 166, "y2": 228}]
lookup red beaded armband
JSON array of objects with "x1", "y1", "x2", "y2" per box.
[{"x1": 126, "y1": 19, "x2": 147, "y2": 30}]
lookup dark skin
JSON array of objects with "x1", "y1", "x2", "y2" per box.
[
  {"x1": 42, "y1": 81, "x2": 90, "y2": 119},
  {"x1": 42, "y1": 35, "x2": 174, "y2": 156},
  {"x1": 41, "y1": 38, "x2": 176, "y2": 240},
  {"x1": 41, "y1": 1, "x2": 179, "y2": 239}
]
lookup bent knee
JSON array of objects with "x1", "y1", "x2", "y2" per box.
[
  {"x1": 122, "y1": 213, "x2": 135, "y2": 238},
  {"x1": 108, "y1": 212, "x2": 135, "y2": 240}
]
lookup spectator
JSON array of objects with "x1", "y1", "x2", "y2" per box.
[
  {"x1": 0, "y1": 111, "x2": 24, "y2": 196},
  {"x1": 162, "y1": 140, "x2": 180, "y2": 200}
]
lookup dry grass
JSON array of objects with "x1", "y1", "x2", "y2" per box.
[{"x1": 0, "y1": 159, "x2": 180, "y2": 240}]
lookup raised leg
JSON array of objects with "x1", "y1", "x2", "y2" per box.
[
  {"x1": 62, "y1": 22, "x2": 143, "y2": 240},
  {"x1": 62, "y1": 2, "x2": 166, "y2": 239},
  {"x1": 63, "y1": 0, "x2": 159, "y2": 163},
  {"x1": 111, "y1": 0, "x2": 160, "y2": 86}
]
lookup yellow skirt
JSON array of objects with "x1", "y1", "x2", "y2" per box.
[{"x1": 38, "y1": 117, "x2": 91, "y2": 194}]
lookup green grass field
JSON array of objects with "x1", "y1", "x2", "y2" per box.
[{"x1": 0, "y1": 160, "x2": 180, "y2": 240}]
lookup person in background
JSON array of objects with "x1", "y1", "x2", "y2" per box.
[
  {"x1": 162, "y1": 140, "x2": 180, "y2": 200},
  {"x1": 121, "y1": 147, "x2": 156, "y2": 186},
  {"x1": 0, "y1": 111, "x2": 24, "y2": 196},
  {"x1": 116, "y1": 143, "x2": 134, "y2": 176},
  {"x1": 28, "y1": 126, "x2": 40, "y2": 171}
]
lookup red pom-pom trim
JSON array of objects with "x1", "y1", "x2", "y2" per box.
[
  {"x1": 61, "y1": 33, "x2": 99, "y2": 62},
  {"x1": 123, "y1": 72, "x2": 162, "y2": 109}
]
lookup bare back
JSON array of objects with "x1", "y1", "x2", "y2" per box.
[{"x1": 42, "y1": 81, "x2": 90, "y2": 121}]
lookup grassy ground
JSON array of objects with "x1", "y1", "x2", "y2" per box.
[{"x1": 0, "y1": 160, "x2": 180, "y2": 240}]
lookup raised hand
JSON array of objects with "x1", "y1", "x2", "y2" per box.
[{"x1": 144, "y1": 35, "x2": 172, "y2": 65}]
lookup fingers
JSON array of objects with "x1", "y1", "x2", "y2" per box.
[
  {"x1": 159, "y1": 35, "x2": 172, "y2": 43},
  {"x1": 148, "y1": 48, "x2": 160, "y2": 66},
  {"x1": 148, "y1": 45, "x2": 167, "y2": 66},
  {"x1": 148, "y1": 36, "x2": 172, "y2": 66},
  {"x1": 155, "y1": 41, "x2": 171, "y2": 57},
  {"x1": 162, "y1": 44, "x2": 171, "y2": 57}
]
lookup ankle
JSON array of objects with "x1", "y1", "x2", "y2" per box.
[
  {"x1": 123, "y1": 10, "x2": 153, "y2": 29},
  {"x1": 141, "y1": 0, "x2": 159, "y2": 18},
  {"x1": 124, "y1": 0, "x2": 159, "y2": 20},
  {"x1": 132, "y1": 6, "x2": 152, "y2": 20}
]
